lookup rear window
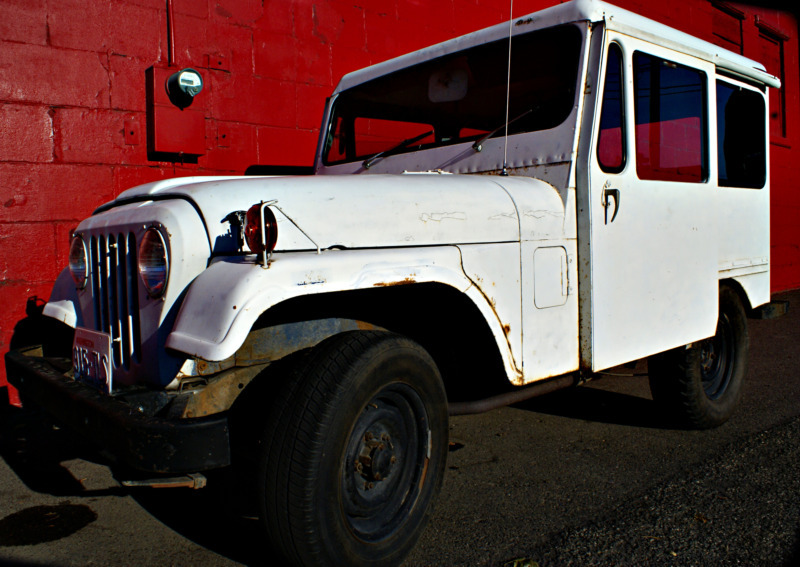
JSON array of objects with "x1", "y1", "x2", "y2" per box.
[{"x1": 716, "y1": 81, "x2": 766, "y2": 188}]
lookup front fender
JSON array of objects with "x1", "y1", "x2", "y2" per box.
[
  {"x1": 166, "y1": 246, "x2": 521, "y2": 382},
  {"x1": 167, "y1": 246, "x2": 471, "y2": 360}
]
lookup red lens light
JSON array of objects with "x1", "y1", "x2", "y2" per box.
[{"x1": 244, "y1": 204, "x2": 278, "y2": 254}]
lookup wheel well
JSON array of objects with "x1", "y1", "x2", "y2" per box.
[
  {"x1": 252, "y1": 283, "x2": 509, "y2": 402},
  {"x1": 719, "y1": 278, "x2": 752, "y2": 312}
]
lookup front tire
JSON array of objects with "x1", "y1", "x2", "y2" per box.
[
  {"x1": 648, "y1": 285, "x2": 749, "y2": 429},
  {"x1": 259, "y1": 331, "x2": 448, "y2": 567}
]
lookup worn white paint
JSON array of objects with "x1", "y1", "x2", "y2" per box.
[{"x1": 44, "y1": 0, "x2": 775, "y2": 390}]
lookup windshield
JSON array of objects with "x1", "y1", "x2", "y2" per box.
[{"x1": 323, "y1": 24, "x2": 583, "y2": 166}]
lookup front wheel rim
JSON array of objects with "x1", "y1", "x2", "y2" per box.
[{"x1": 341, "y1": 383, "x2": 430, "y2": 542}]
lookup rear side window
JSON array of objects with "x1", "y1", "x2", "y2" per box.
[
  {"x1": 717, "y1": 81, "x2": 766, "y2": 188},
  {"x1": 633, "y1": 52, "x2": 708, "y2": 183}
]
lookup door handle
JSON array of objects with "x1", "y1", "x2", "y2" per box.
[{"x1": 602, "y1": 187, "x2": 620, "y2": 224}]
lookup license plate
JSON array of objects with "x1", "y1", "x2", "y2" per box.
[{"x1": 72, "y1": 327, "x2": 113, "y2": 393}]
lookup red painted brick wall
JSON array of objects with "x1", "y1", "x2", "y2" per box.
[{"x1": 1, "y1": 0, "x2": 798, "y2": 402}]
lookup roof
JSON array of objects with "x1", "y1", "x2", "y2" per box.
[{"x1": 334, "y1": 0, "x2": 780, "y2": 94}]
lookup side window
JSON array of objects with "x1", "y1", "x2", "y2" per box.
[
  {"x1": 717, "y1": 81, "x2": 766, "y2": 188},
  {"x1": 597, "y1": 43, "x2": 625, "y2": 173},
  {"x1": 633, "y1": 52, "x2": 708, "y2": 183}
]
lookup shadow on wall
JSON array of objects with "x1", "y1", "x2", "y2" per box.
[
  {"x1": 8, "y1": 297, "x2": 73, "y2": 358},
  {"x1": 3, "y1": 296, "x2": 74, "y2": 409}
]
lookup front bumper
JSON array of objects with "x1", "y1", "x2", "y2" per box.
[{"x1": 5, "y1": 346, "x2": 231, "y2": 474}]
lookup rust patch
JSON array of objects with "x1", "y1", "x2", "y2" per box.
[
  {"x1": 373, "y1": 277, "x2": 416, "y2": 287},
  {"x1": 503, "y1": 324, "x2": 511, "y2": 336}
]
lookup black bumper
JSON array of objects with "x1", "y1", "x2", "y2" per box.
[{"x1": 5, "y1": 347, "x2": 231, "y2": 474}]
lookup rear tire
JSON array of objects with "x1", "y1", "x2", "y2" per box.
[
  {"x1": 259, "y1": 331, "x2": 448, "y2": 567},
  {"x1": 648, "y1": 285, "x2": 748, "y2": 429}
]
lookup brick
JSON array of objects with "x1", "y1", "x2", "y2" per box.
[
  {"x1": 125, "y1": 0, "x2": 164, "y2": 10},
  {"x1": 0, "y1": 0, "x2": 48, "y2": 45},
  {"x1": 113, "y1": 165, "x2": 176, "y2": 196},
  {"x1": 0, "y1": 41, "x2": 110, "y2": 108},
  {"x1": 255, "y1": 0, "x2": 295, "y2": 35},
  {"x1": 173, "y1": 0, "x2": 207, "y2": 19},
  {"x1": 253, "y1": 31, "x2": 298, "y2": 81},
  {"x1": 328, "y1": 1, "x2": 368, "y2": 50},
  {"x1": 397, "y1": 0, "x2": 455, "y2": 35},
  {"x1": 295, "y1": 1, "x2": 367, "y2": 51},
  {"x1": 205, "y1": 122, "x2": 258, "y2": 173},
  {"x1": 211, "y1": 0, "x2": 263, "y2": 25},
  {"x1": 365, "y1": 9, "x2": 408, "y2": 60},
  {"x1": 0, "y1": 222, "x2": 61, "y2": 284},
  {"x1": 209, "y1": 71, "x2": 295, "y2": 127},
  {"x1": 0, "y1": 104, "x2": 53, "y2": 163},
  {"x1": 257, "y1": 126, "x2": 317, "y2": 167},
  {"x1": 453, "y1": 3, "x2": 505, "y2": 35},
  {"x1": 53, "y1": 220, "x2": 82, "y2": 270},
  {"x1": 55, "y1": 108, "x2": 148, "y2": 165},
  {"x1": 110, "y1": 56, "x2": 151, "y2": 112},
  {"x1": 514, "y1": 0, "x2": 553, "y2": 16},
  {"x1": 0, "y1": 164, "x2": 114, "y2": 224},
  {"x1": 296, "y1": 83, "x2": 330, "y2": 131},
  {"x1": 207, "y1": 22, "x2": 255, "y2": 76},
  {"x1": 295, "y1": 40, "x2": 333, "y2": 87},
  {"x1": 48, "y1": 0, "x2": 160, "y2": 60},
  {"x1": 170, "y1": 13, "x2": 209, "y2": 69},
  {"x1": 330, "y1": 46, "x2": 373, "y2": 88}
]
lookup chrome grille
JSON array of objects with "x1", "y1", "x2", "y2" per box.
[{"x1": 88, "y1": 232, "x2": 141, "y2": 370}]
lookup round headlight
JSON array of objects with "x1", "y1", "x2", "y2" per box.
[
  {"x1": 138, "y1": 228, "x2": 169, "y2": 297},
  {"x1": 68, "y1": 235, "x2": 88, "y2": 289}
]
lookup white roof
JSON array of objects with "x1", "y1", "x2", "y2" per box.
[{"x1": 334, "y1": 0, "x2": 780, "y2": 93}]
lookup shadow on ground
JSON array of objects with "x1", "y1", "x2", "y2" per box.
[{"x1": 512, "y1": 371, "x2": 677, "y2": 430}]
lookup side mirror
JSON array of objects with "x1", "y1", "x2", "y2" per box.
[{"x1": 166, "y1": 68, "x2": 203, "y2": 109}]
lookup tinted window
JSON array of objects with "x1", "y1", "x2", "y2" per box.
[
  {"x1": 597, "y1": 43, "x2": 625, "y2": 173},
  {"x1": 633, "y1": 52, "x2": 708, "y2": 183},
  {"x1": 717, "y1": 81, "x2": 766, "y2": 188},
  {"x1": 324, "y1": 25, "x2": 583, "y2": 165}
]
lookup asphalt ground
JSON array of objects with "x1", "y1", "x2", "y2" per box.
[{"x1": 1, "y1": 289, "x2": 798, "y2": 567}]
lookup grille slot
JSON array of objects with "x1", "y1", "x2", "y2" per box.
[{"x1": 89, "y1": 232, "x2": 141, "y2": 370}]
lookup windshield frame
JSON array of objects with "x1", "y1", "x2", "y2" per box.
[{"x1": 319, "y1": 23, "x2": 588, "y2": 173}]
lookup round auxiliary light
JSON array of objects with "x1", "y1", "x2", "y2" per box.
[
  {"x1": 244, "y1": 203, "x2": 278, "y2": 255},
  {"x1": 68, "y1": 235, "x2": 88, "y2": 289},
  {"x1": 138, "y1": 228, "x2": 169, "y2": 297}
]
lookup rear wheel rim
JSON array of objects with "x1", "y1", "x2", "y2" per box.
[{"x1": 700, "y1": 312, "x2": 734, "y2": 400}]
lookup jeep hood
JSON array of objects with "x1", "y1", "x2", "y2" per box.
[{"x1": 110, "y1": 173, "x2": 527, "y2": 252}]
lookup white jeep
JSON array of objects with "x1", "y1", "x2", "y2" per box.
[{"x1": 7, "y1": 1, "x2": 782, "y2": 565}]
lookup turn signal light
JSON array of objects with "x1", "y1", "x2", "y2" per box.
[{"x1": 244, "y1": 203, "x2": 278, "y2": 255}]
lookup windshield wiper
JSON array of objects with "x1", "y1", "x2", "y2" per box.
[
  {"x1": 362, "y1": 130, "x2": 434, "y2": 169},
  {"x1": 471, "y1": 109, "x2": 533, "y2": 152}
]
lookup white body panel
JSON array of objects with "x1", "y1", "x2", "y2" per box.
[
  {"x1": 580, "y1": 32, "x2": 719, "y2": 372},
  {"x1": 45, "y1": 0, "x2": 776, "y2": 391},
  {"x1": 114, "y1": 173, "x2": 521, "y2": 252}
]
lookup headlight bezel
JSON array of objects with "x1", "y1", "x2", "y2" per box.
[
  {"x1": 68, "y1": 234, "x2": 88, "y2": 289},
  {"x1": 138, "y1": 227, "x2": 170, "y2": 298}
]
